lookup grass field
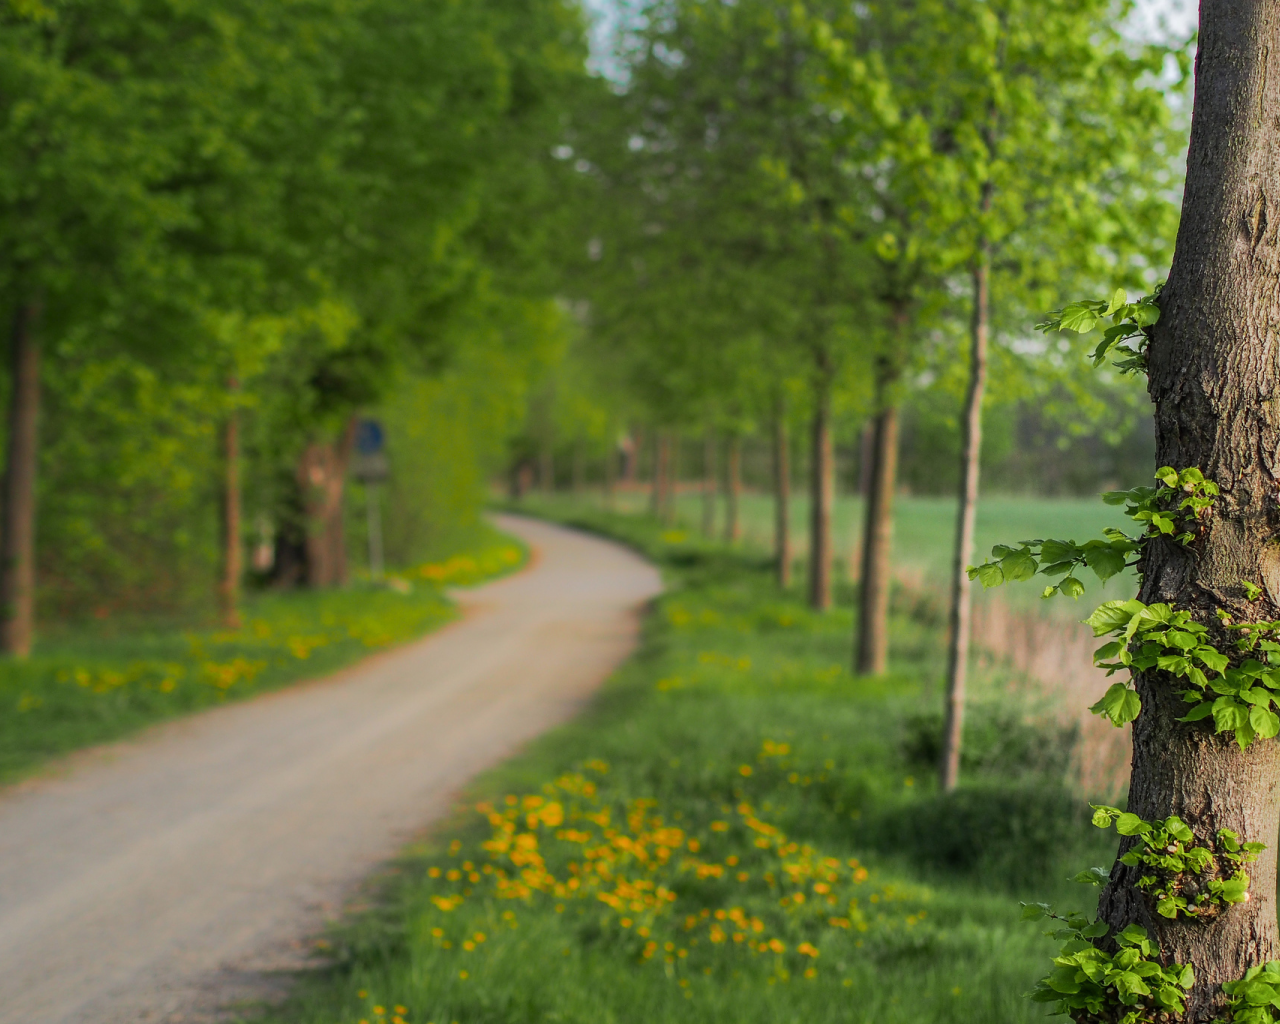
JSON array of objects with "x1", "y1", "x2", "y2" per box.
[
  {"x1": 263, "y1": 498, "x2": 1122, "y2": 1024},
  {"x1": 0, "y1": 526, "x2": 525, "y2": 784}
]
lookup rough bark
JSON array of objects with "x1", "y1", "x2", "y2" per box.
[
  {"x1": 0, "y1": 300, "x2": 40, "y2": 657},
  {"x1": 809, "y1": 377, "x2": 833, "y2": 611},
  {"x1": 1096, "y1": 7, "x2": 1280, "y2": 1018},
  {"x1": 702, "y1": 429, "x2": 717, "y2": 539},
  {"x1": 773, "y1": 398, "x2": 792, "y2": 590},
  {"x1": 856, "y1": 398, "x2": 898, "y2": 674},
  {"x1": 724, "y1": 434, "x2": 742, "y2": 544},
  {"x1": 940, "y1": 252, "x2": 989, "y2": 791},
  {"x1": 220, "y1": 380, "x2": 243, "y2": 629}
]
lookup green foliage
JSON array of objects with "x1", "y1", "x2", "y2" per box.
[
  {"x1": 1220, "y1": 962, "x2": 1280, "y2": 1024},
  {"x1": 1037, "y1": 287, "x2": 1163, "y2": 376},
  {"x1": 1087, "y1": 807, "x2": 1261, "y2": 920},
  {"x1": 1102, "y1": 466, "x2": 1219, "y2": 544},
  {"x1": 1024, "y1": 907, "x2": 1193, "y2": 1024}
]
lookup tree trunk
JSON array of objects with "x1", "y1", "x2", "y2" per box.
[
  {"x1": 724, "y1": 434, "x2": 742, "y2": 544},
  {"x1": 572, "y1": 437, "x2": 585, "y2": 494},
  {"x1": 220, "y1": 379, "x2": 243, "y2": 629},
  {"x1": 298, "y1": 420, "x2": 355, "y2": 588},
  {"x1": 773, "y1": 397, "x2": 792, "y2": 589},
  {"x1": 0, "y1": 300, "x2": 40, "y2": 657},
  {"x1": 702, "y1": 429, "x2": 717, "y2": 538},
  {"x1": 856, "y1": 397, "x2": 898, "y2": 674},
  {"x1": 665, "y1": 433, "x2": 680, "y2": 526},
  {"x1": 1096, "y1": 9, "x2": 1280, "y2": 1018},
  {"x1": 809, "y1": 377, "x2": 833, "y2": 611},
  {"x1": 651, "y1": 431, "x2": 668, "y2": 519},
  {"x1": 603, "y1": 435, "x2": 617, "y2": 511},
  {"x1": 940, "y1": 249, "x2": 990, "y2": 791},
  {"x1": 539, "y1": 439, "x2": 554, "y2": 493}
]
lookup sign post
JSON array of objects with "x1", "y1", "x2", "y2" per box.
[{"x1": 352, "y1": 419, "x2": 389, "y2": 581}]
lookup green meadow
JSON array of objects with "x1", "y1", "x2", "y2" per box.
[{"x1": 266, "y1": 497, "x2": 1130, "y2": 1024}]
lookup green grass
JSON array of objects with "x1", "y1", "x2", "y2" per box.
[
  {"x1": 0, "y1": 525, "x2": 526, "y2": 784},
  {"x1": 262, "y1": 500, "x2": 1116, "y2": 1024}
]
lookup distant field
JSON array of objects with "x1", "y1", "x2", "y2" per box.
[{"x1": 593, "y1": 488, "x2": 1136, "y2": 610}]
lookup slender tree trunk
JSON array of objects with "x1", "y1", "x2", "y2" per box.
[
  {"x1": 572, "y1": 437, "x2": 585, "y2": 494},
  {"x1": 0, "y1": 300, "x2": 40, "y2": 656},
  {"x1": 856, "y1": 393, "x2": 898, "y2": 674},
  {"x1": 665, "y1": 433, "x2": 680, "y2": 526},
  {"x1": 724, "y1": 435, "x2": 742, "y2": 544},
  {"x1": 651, "y1": 431, "x2": 668, "y2": 519},
  {"x1": 220, "y1": 379, "x2": 243, "y2": 629},
  {"x1": 773, "y1": 397, "x2": 792, "y2": 589},
  {"x1": 539, "y1": 439, "x2": 554, "y2": 493},
  {"x1": 809, "y1": 376, "x2": 833, "y2": 611},
  {"x1": 702, "y1": 429, "x2": 717, "y2": 538},
  {"x1": 1095, "y1": 10, "x2": 1280, "y2": 1018},
  {"x1": 940, "y1": 247, "x2": 990, "y2": 791},
  {"x1": 603, "y1": 435, "x2": 617, "y2": 511}
]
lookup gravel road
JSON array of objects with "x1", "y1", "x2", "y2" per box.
[{"x1": 0, "y1": 514, "x2": 661, "y2": 1023}]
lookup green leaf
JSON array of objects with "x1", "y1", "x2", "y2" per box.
[
  {"x1": 1154, "y1": 466, "x2": 1179, "y2": 488},
  {"x1": 1083, "y1": 545, "x2": 1127, "y2": 581},
  {"x1": 1193, "y1": 646, "x2": 1229, "y2": 673},
  {"x1": 1251, "y1": 703, "x2": 1280, "y2": 739},
  {"x1": 1103, "y1": 287, "x2": 1127, "y2": 316},
  {"x1": 1059, "y1": 576, "x2": 1086, "y2": 599},
  {"x1": 1090, "y1": 683, "x2": 1141, "y2": 726},
  {"x1": 1058, "y1": 302, "x2": 1103, "y2": 333},
  {"x1": 968, "y1": 562, "x2": 1005, "y2": 588},
  {"x1": 1164, "y1": 816, "x2": 1193, "y2": 842},
  {"x1": 1087, "y1": 600, "x2": 1141, "y2": 637},
  {"x1": 1072, "y1": 867, "x2": 1109, "y2": 886},
  {"x1": 1020, "y1": 902, "x2": 1051, "y2": 920},
  {"x1": 999, "y1": 547, "x2": 1039, "y2": 582},
  {"x1": 1178, "y1": 702, "x2": 1215, "y2": 722},
  {"x1": 1115, "y1": 812, "x2": 1150, "y2": 836}
]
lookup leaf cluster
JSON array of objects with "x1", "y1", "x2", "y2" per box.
[
  {"x1": 1037, "y1": 286, "x2": 1162, "y2": 376},
  {"x1": 967, "y1": 467, "x2": 1217, "y2": 598},
  {"x1": 1220, "y1": 962, "x2": 1280, "y2": 1024},
  {"x1": 1102, "y1": 466, "x2": 1219, "y2": 545},
  {"x1": 1086, "y1": 807, "x2": 1261, "y2": 920},
  {"x1": 1022, "y1": 905, "x2": 1193, "y2": 1024}
]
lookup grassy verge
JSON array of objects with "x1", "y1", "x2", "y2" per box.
[
  {"x1": 265, "y1": 501, "x2": 1113, "y2": 1024},
  {"x1": 0, "y1": 525, "x2": 525, "y2": 783}
]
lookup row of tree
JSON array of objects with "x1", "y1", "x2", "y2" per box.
[
  {"x1": 0, "y1": 0, "x2": 592, "y2": 648},
  {"x1": 537, "y1": 0, "x2": 1186, "y2": 788}
]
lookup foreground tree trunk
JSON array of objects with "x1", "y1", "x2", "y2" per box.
[
  {"x1": 940, "y1": 250, "x2": 990, "y2": 790},
  {"x1": 724, "y1": 434, "x2": 742, "y2": 544},
  {"x1": 773, "y1": 398, "x2": 792, "y2": 589},
  {"x1": 220, "y1": 379, "x2": 243, "y2": 629},
  {"x1": 0, "y1": 300, "x2": 40, "y2": 656},
  {"x1": 1097, "y1": 9, "x2": 1280, "y2": 1018},
  {"x1": 856, "y1": 390, "x2": 898, "y2": 674},
  {"x1": 809, "y1": 376, "x2": 833, "y2": 611},
  {"x1": 702, "y1": 429, "x2": 717, "y2": 539}
]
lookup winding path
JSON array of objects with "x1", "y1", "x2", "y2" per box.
[{"x1": 0, "y1": 514, "x2": 661, "y2": 1023}]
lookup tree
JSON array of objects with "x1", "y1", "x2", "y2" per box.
[{"x1": 1105, "y1": 5, "x2": 1280, "y2": 1013}]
